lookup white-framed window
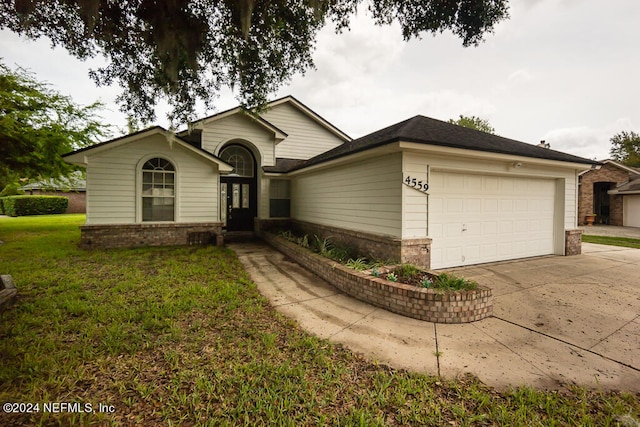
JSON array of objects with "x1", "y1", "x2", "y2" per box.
[
  {"x1": 141, "y1": 157, "x2": 175, "y2": 222},
  {"x1": 269, "y1": 179, "x2": 290, "y2": 218},
  {"x1": 220, "y1": 145, "x2": 254, "y2": 177}
]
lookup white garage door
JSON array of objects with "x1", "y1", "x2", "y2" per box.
[
  {"x1": 429, "y1": 172, "x2": 556, "y2": 269},
  {"x1": 623, "y1": 195, "x2": 640, "y2": 227}
]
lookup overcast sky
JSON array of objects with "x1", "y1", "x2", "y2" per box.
[{"x1": 2, "y1": 0, "x2": 639, "y2": 160}]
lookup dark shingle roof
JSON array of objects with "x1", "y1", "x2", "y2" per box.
[
  {"x1": 263, "y1": 158, "x2": 308, "y2": 173},
  {"x1": 290, "y1": 115, "x2": 595, "y2": 171},
  {"x1": 611, "y1": 175, "x2": 640, "y2": 193}
]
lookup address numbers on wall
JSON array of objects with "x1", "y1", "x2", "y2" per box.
[{"x1": 404, "y1": 175, "x2": 429, "y2": 193}]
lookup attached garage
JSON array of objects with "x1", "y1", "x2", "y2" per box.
[
  {"x1": 623, "y1": 195, "x2": 640, "y2": 227},
  {"x1": 292, "y1": 115, "x2": 593, "y2": 269},
  {"x1": 429, "y1": 172, "x2": 556, "y2": 269}
]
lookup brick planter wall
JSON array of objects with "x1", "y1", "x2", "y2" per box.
[
  {"x1": 290, "y1": 220, "x2": 432, "y2": 269},
  {"x1": 264, "y1": 233, "x2": 493, "y2": 324},
  {"x1": 80, "y1": 222, "x2": 224, "y2": 249}
]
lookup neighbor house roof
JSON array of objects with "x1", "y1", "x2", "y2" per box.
[
  {"x1": 289, "y1": 115, "x2": 596, "y2": 172},
  {"x1": 20, "y1": 171, "x2": 86, "y2": 192},
  {"x1": 579, "y1": 159, "x2": 640, "y2": 177},
  {"x1": 608, "y1": 175, "x2": 640, "y2": 195}
]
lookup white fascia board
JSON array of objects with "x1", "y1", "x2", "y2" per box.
[
  {"x1": 165, "y1": 134, "x2": 233, "y2": 172},
  {"x1": 63, "y1": 127, "x2": 167, "y2": 165},
  {"x1": 600, "y1": 159, "x2": 640, "y2": 175},
  {"x1": 63, "y1": 127, "x2": 233, "y2": 172},
  {"x1": 399, "y1": 141, "x2": 594, "y2": 171}
]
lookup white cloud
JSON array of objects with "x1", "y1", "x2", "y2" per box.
[{"x1": 542, "y1": 118, "x2": 637, "y2": 160}]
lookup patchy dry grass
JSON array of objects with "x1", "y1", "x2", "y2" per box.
[{"x1": 1, "y1": 215, "x2": 639, "y2": 426}]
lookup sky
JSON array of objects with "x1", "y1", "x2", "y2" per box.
[{"x1": 1, "y1": 0, "x2": 639, "y2": 161}]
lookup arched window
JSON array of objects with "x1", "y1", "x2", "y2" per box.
[
  {"x1": 220, "y1": 145, "x2": 254, "y2": 177},
  {"x1": 141, "y1": 157, "x2": 175, "y2": 221}
]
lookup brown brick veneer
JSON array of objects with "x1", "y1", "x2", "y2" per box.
[
  {"x1": 264, "y1": 233, "x2": 493, "y2": 324},
  {"x1": 79, "y1": 222, "x2": 224, "y2": 249},
  {"x1": 578, "y1": 164, "x2": 633, "y2": 226},
  {"x1": 564, "y1": 229, "x2": 583, "y2": 256}
]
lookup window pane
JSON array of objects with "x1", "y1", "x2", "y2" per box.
[
  {"x1": 220, "y1": 146, "x2": 254, "y2": 177},
  {"x1": 153, "y1": 172, "x2": 164, "y2": 185},
  {"x1": 270, "y1": 199, "x2": 290, "y2": 218},
  {"x1": 242, "y1": 184, "x2": 249, "y2": 208},
  {"x1": 141, "y1": 158, "x2": 175, "y2": 222},
  {"x1": 270, "y1": 179, "x2": 290, "y2": 198},
  {"x1": 232, "y1": 184, "x2": 240, "y2": 208},
  {"x1": 220, "y1": 183, "x2": 227, "y2": 225}
]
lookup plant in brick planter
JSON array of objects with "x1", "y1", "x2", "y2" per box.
[
  {"x1": 267, "y1": 231, "x2": 493, "y2": 323},
  {"x1": 371, "y1": 264, "x2": 478, "y2": 292}
]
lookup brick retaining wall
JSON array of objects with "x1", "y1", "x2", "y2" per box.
[
  {"x1": 264, "y1": 233, "x2": 492, "y2": 324},
  {"x1": 80, "y1": 222, "x2": 224, "y2": 249},
  {"x1": 289, "y1": 220, "x2": 432, "y2": 269}
]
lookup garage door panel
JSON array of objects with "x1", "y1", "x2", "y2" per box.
[
  {"x1": 623, "y1": 196, "x2": 640, "y2": 227},
  {"x1": 430, "y1": 172, "x2": 555, "y2": 268}
]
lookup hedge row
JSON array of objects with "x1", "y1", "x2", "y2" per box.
[{"x1": 0, "y1": 196, "x2": 69, "y2": 217}]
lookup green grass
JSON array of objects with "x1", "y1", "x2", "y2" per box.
[
  {"x1": 582, "y1": 234, "x2": 640, "y2": 249},
  {"x1": 1, "y1": 215, "x2": 639, "y2": 426}
]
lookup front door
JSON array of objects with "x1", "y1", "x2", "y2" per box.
[
  {"x1": 220, "y1": 178, "x2": 256, "y2": 231},
  {"x1": 219, "y1": 145, "x2": 257, "y2": 232}
]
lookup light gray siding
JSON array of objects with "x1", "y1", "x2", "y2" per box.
[
  {"x1": 291, "y1": 154, "x2": 403, "y2": 237},
  {"x1": 85, "y1": 134, "x2": 219, "y2": 225},
  {"x1": 201, "y1": 114, "x2": 275, "y2": 166},
  {"x1": 264, "y1": 102, "x2": 345, "y2": 160}
]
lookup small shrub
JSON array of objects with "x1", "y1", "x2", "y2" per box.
[
  {"x1": 313, "y1": 235, "x2": 332, "y2": 257},
  {"x1": 346, "y1": 258, "x2": 370, "y2": 271},
  {"x1": 371, "y1": 267, "x2": 379, "y2": 277},
  {"x1": 433, "y1": 273, "x2": 478, "y2": 291},
  {"x1": 392, "y1": 264, "x2": 422, "y2": 282},
  {"x1": 421, "y1": 277, "x2": 433, "y2": 288},
  {"x1": 387, "y1": 273, "x2": 398, "y2": 282},
  {"x1": 279, "y1": 230, "x2": 296, "y2": 242},
  {"x1": 2, "y1": 195, "x2": 68, "y2": 217}
]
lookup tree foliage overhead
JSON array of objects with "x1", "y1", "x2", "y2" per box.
[
  {"x1": 0, "y1": 0, "x2": 509, "y2": 125},
  {"x1": 0, "y1": 60, "x2": 109, "y2": 190},
  {"x1": 609, "y1": 131, "x2": 640, "y2": 167},
  {"x1": 448, "y1": 114, "x2": 495, "y2": 134}
]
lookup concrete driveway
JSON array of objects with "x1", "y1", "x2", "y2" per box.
[{"x1": 231, "y1": 241, "x2": 640, "y2": 391}]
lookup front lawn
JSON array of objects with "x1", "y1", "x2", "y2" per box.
[
  {"x1": 1, "y1": 215, "x2": 639, "y2": 425},
  {"x1": 582, "y1": 234, "x2": 640, "y2": 249}
]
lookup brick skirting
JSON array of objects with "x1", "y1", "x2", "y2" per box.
[
  {"x1": 264, "y1": 233, "x2": 493, "y2": 324},
  {"x1": 79, "y1": 222, "x2": 224, "y2": 249}
]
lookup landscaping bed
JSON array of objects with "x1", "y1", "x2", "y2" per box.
[{"x1": 264, "y1": 232, "x2": 493, "y2": 323}]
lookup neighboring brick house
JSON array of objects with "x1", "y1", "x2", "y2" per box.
[
  {"x1": 578, "y1": 160, "x2": 640, "y2": 226},
  {"x1": 20, "y1": 171, "x2": 86, "y2": 214}
]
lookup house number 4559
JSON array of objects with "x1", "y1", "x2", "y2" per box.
[{"x1": 404, "y1": 176, "x2": 429, "y2": 192}]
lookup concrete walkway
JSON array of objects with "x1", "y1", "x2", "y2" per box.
[{"x1": 230, "y1": 241, "x2": 640, "y2": 391}]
